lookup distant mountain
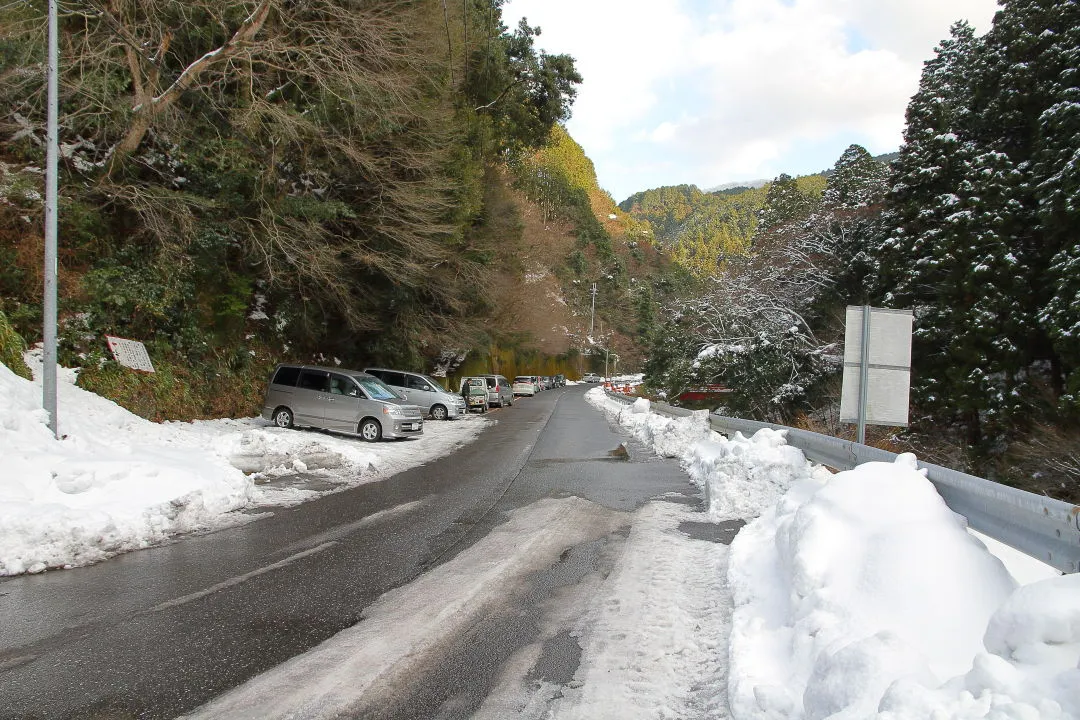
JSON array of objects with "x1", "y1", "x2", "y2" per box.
[
  {"x1": 705, "y1": 179, "x2": 769, "y2": 193},
  {"x1": 700, "y1": 151, "x2": 898, "y2": 192},
  {"x1": 617, "y1": 147, "x2": 894, "y2": 277}
]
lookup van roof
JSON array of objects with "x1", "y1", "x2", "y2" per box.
[{"x1": 275, "y1": 363, "x2": 374, "y2": 378}]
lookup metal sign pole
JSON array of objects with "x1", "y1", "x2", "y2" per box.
[
  {"x1": 43, "y1": 0, "x2": 59, "y2": 438},
  {"x1": 857, "y1": 304, "x2": 870, "y2": 445}
]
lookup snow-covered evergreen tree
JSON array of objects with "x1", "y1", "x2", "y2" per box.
[
  {"x1": 823, "y1": 145, "x2": 889, "y2": 210},
  {"x1": 872, "y1": 1, "x2": 1080, "y2": 451},
  {"x1": 755, "y1": 173, "x2": 819, "y2": 238}
]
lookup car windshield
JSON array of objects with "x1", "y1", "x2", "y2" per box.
[
  {"x1": 514, "y1": 377, "x2": 530, "y2": 382},
  {"x1": 355, "y1": 376, "x2": 400, "y2": 401}
]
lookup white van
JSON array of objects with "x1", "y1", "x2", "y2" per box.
[{"x1": 364, "y1": 368, "x2": 467, "y2": 420}]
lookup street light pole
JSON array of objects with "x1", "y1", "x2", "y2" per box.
[
  {"x1": 43, "y1": 0, "x2": 60, "y2": 438},
  {"x1": 589, "y1": 283, "x2": 597, "y2": 336}
]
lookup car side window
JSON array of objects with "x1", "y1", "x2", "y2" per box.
[
  {"x1": 407, "y1": 375, "x2": 431, "y2": 392},
  {"x1": 329, "y1": 374, "x2": 359, "y2": 397},
  {"x1": 382, "y1": 372, "x2": 406, "y2": 387},
  {"x1": 272, "y1": 366, "x2": 301, "y2": 387},
  {"x1": 298, "y1": 370, "x2": 330, "y2": 392}
]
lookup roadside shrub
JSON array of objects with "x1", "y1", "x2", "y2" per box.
[{"x1": 0, "y1": 309, "x2": 32, "y2": 379}]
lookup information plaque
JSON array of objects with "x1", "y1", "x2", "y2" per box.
[{"x1": 105, "y1": 335, "x2": 155, "y2": 373}]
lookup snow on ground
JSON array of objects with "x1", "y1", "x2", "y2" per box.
[
  {"x1": 0, "y1": 358, "x2": 489, "y2": 576},
  {"x1": 543, "y1": 500, "x2": 732, "y2": 720},
  {"x1": 586, "y1": 387, "x2": 1076, "y2": 720}
]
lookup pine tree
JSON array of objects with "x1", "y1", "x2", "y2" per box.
[
  {"x1": 968, "y1": 0, "x2": 1080, "y2": 421},
  {"x1": 755, "y1": 173, "x2": 819, "y2": 237},
  {"x1": 823, "y1": 145, "x2": 889, "y2": 210},
  {"x1": 871, "y1": 2, "x2": 1080, "y2": 451},
  {"x1": 814, "y1": 145, "x2": 889, "y2": 306}
]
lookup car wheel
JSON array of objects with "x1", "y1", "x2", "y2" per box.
[
  {"x1": 272, "y1": 407, "x2": 294, "y2": 429},
  {"x1": 359, "y1": 418, "x2": 382, "y2": 442},
  {"x1": 431, "y1": 404, "x2": 448, "y2": 421}
]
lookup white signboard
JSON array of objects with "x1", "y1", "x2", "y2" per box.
[
  {"x1": 105, "y1": 335, "x2": 155, "y2": 373},
  {"x1": 840, "y1": 306, "x2": 912, "y2": 427}
]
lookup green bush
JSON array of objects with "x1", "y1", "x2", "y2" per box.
[{"x1": 0, "y1": 309, "x2": 32, "y2": 379}]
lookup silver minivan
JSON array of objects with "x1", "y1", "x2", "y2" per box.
[
  {"x1": 364, "y1": 368, "x2": 467, "y2": 420},
  {"x1": 481, "y1": 374, "x2": 514, "y2": 407},
  {"x1": 262, "y1": 364, "x2": 424, "y2": 441}
]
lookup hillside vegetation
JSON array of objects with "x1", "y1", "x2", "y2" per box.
[
  {"x1": 0, "y1": 0, "x2": 674, "y2": 417},
  {"x1": 619, "y1": 175, "x2": 825, "y2": 278}
]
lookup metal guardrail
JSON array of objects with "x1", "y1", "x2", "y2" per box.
[{"x1": 602, "y1": 390, "x2": 1080, "y2": 573}]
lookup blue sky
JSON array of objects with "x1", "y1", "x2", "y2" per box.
[{"x1": 501, "y1": 0, "x2": 999, "y2": 203}]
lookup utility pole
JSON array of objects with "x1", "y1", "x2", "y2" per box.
[
  {"x1": 589, "y1": 283, "x2": 597, "y2": 336},
  {"x1": 43, "y1": 0, "x2": 59, "y2": 438}
]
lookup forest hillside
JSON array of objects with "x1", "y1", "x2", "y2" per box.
[{"x1": 0, "y1": 0, "x2": 679, "y2": 418}]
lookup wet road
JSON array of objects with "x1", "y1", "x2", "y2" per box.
[{"x1": 0, "y1": 385, "x2": 698, "y2": 719}]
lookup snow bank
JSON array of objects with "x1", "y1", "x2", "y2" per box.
[
  {"x1": 1, "y1": 359, "x2": 489, "y2": 576},
  {"x1": 586, "y1": 387, "x2": 821, "y2": 519},
  {"x1": 0, "y1": 361, "x2": 252, "y2": 575},
  {"x1": 687, "y1": 427, "x2": 828, "y2": 521},
  {"x1": 729, "y1": 453, "x2": 1076, "y2": 720},
  {"x1": 586, "y1": 388, "x2": 713, "y2": 458},
  {"x1": 588, "y1": 386, "x2": 1074, "y2": 720}
]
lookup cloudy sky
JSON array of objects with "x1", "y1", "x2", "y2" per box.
[{"x1": 501, "y1": 0, "x2": 1000, "y2": 203}]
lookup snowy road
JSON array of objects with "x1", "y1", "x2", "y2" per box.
[{"x1": 0, "y1": 386, "x2": 730, "y2": 719}]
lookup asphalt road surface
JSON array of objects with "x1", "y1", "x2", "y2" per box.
[{"x1": 0, "y1": 385, "x2": 699, "y2": 719}]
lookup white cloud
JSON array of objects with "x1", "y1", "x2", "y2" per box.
[
  {"x1": 649, "y1": 121, "x2": 679, "y2": 144},
  {"x1": 501, "y1": 0, "x2": 999, "y2": 200}
]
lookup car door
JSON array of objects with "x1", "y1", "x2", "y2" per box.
[
  {"x1": 405, "y1": 373, "x2": 438, "y2": 412},
  {"x1": 294, "y1": 369, "x2": 331, "y2": 427},
  {"x1": 324, "y1": 372, "x2": 362, "y2": 432}
]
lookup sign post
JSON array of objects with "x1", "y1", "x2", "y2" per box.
[
  {"x1": 840, "y1": 306, "x2": 913, "y2": 444},
  {"x1": 43, "y1": 0, "x2": 59, "y2": 437}
]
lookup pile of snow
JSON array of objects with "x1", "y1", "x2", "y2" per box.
[
  {"x1": 687, "y1": 427, "x2": 830, "y2": 521},
  {"x1": 587, "y1": 390, "x2": 713, "y2": 458},
  {"x1": 1, "y1": 358, "x2": 489, "y2": 576},
  {"x1": 586, "y1": 388, "x2": 820, "y2": 518},
  {"x1": 587, "y1": 387, "x2": 1074, "y2": 720},
  {"x1": 729, "y1": 453, "x2": 1075, "y2": 720}
]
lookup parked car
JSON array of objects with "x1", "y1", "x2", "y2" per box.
[
  {"x1": 262, "y1": 364, "x2": 424, "y2": 442},
  {"x1": 540, "y1": 376, "x2": 551, "y2": 390},
  {"x1": 460, "y1": 377, "x2": 490, "y2": 412},
  {"x1": 512, "y1": 375, "x2": 537, "y2": 396},
  {"x1": 582, "y1": 373, "x2": 601, "y2": 382},
  {"x1": 554, "y1": 374, "x2": 565, "y2": 387},
  {"x1": 481, "y1": 374, "x2": 514, "y2": 407},
  {"x1": 364, "y1": 368, "x2": 467, "y2": 420}
]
